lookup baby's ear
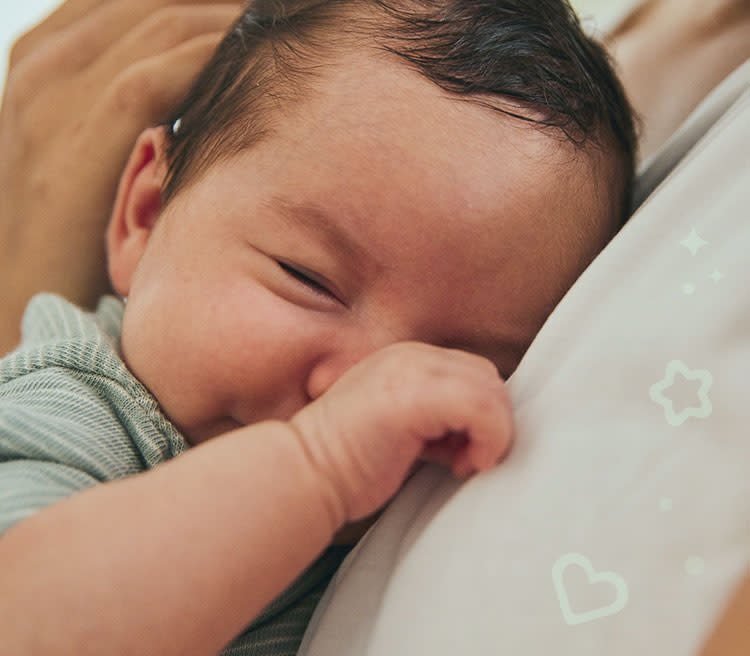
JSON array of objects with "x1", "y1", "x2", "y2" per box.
[{"x1": 107, "y1": 126, "x2": 169, "y2": 296}]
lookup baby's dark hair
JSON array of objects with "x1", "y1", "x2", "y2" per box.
[{"x1": 162, "y1": 0, "x2": 637, "y2": 224}]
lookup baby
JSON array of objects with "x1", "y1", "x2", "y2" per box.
[{"x1": 0, "y1": 0, "x2": 635, "y2": 654}]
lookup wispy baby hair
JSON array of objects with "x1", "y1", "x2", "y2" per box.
[{"x1": 162, "y1": 0, "x2": 636, "y2": 220}]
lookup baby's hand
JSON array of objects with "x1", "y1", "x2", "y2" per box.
[{"x1": 289, "y1": 342, "x2": 514, "y2": 525}]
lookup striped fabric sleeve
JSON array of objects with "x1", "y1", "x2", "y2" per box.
[
  {"x1": 0, "y1": 367, "x2": 150, "y2": 536},
  {"x1": 0, "y1": 460, "x2": 98, "y2": 535}
]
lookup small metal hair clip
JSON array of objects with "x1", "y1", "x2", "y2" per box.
[{"x1": 171, "y1": 117, "x2": 182, "y2": 135}]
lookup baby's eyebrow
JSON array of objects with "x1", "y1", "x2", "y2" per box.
[{"x1": 268, "y1": 195, "x2": 376, "y2": 272}]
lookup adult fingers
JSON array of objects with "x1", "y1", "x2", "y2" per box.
[
  {"x1": 57, "y1": 0, "x2": 242, "y2": 71},
  {"x1": 9, "y1": 0, "x2": 110, "y2": 66},
  {"x1": 14, "y1": 31, "x2": 229, "y2": 295},
  {"x1": 85, "y1": 30, "x2": 225, "y2": 159},
  {"x1": 10, "y1": 0, "x2": 241, "y2": 74},
  {"x1": 89, "y1": 4, "x2": 239, "y2": 82}
]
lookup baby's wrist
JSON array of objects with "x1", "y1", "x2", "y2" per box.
[{"x1": 282, "y1": 417, "x2": 349, "y2": 535}]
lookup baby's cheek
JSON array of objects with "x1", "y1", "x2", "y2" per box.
[{"x1": 121, "y1": 300, "x2": 211, "y2": 436}]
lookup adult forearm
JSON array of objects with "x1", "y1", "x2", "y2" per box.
[
  {"x1": 0, "y1": 421, "x2": 338, "y2": 656},
  {"x1": 698, "y1": 569, "x2": 750, "y2": 656}
]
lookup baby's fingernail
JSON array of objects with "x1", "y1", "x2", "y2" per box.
[{"x1": 453, "y1": 461, "x2": 475, "y2": 479}]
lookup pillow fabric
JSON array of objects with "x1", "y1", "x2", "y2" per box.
[{"x1": 299, "y1": 63, "x2": 750, "y2": 656}]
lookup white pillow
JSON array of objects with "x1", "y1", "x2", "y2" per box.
[{"x1": 300, "y1": 61, "x2": 750, "y2": 656}]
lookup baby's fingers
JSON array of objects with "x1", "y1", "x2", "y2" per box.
[
  {"x1": 451, "y1": 422, "x2": 513, "y2": 479},
  {"x1": 417, "y1": 379, "x2": 515, "y2": 479},
  {"x1": 421, "y1": 427, "x2": 511, "y2": 479},
  {"x1": 420, "y1": 433, "x2": 469, "y2": 469}
]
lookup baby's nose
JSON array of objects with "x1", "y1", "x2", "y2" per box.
[
  {"x1": 306, "y1": 313, "x2": 410, "y2": 400},
  {"x1": 305, "y1": 349, "x2": 369, "y2": 401}
]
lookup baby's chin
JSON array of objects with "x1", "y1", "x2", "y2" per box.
[{"x1": 181, "y1": 416, "x2": 246, "y2": 446}]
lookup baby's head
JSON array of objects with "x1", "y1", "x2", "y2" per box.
[{"x1": 107, "y1": 0, "x2": 636, "y2": 444}]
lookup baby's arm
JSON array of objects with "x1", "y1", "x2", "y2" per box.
[
  {"x1": 0, "y1": 421, "x2": 334, "y2": 655},
  {"x1": 0, "y1": 342, "x2": 513, "y2": 655}
]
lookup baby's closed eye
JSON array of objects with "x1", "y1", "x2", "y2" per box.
[{"x1": 277, "y1": 260, "x2": 336, "y2": 299}]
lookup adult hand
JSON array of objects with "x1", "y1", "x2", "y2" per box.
[{"x1": 0, "y1": 0, "x2": 242, "y2": 355}]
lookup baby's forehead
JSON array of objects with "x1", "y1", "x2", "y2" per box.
[{"x1": 269, "y1": 52, "x2": 615, "y2": 247}]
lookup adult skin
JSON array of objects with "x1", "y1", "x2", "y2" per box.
[
  {"x1": 605, "y1": 0, "x2": 750, "y2": 162},
  {"x1": 0, "y1": 1, "x2": 748, "y2": 652},
  {"x1": 0, "y1": 0, "x2": 243, "y2": 355}
]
